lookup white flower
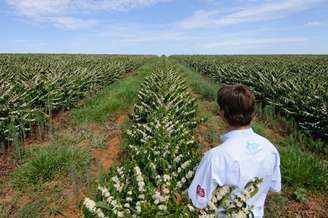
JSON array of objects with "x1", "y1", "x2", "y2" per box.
[
  {"x1": 117, "y1": 167, "x2": 124, "y2": 175},
  {"x1": 232, "y1": 210, "x2": 248, "y2": 218},
  {"x1": 134, "y1": 166, "x2": 141, "y2": 174},
  {"x1": 174, "y1": 154, "x2": 183, "y2": 163},
  {"x1": 124, "y1": 203, "x2": 130, "y2": 208},
  {"x1": 247, "y1": 186, "x2": 255, "y2": 193},
  {"x1": 83, "y1": 197, "x2": 96, "y2": 212},
  {"x1": 150, "y1": 162, "x2": 156, "y2": 169},
  {"x1": 106, "y1": 196, "x2": 113, "y2": 204},
  {"x1": 181, "y1": 177, "x2": 186, "y2": 183},
  {"x1": 163, "y1": 175, "x2": 171, "y2": 182},
  {"x1": 111, "y1": 200, "x2": 117, "y2": 207},
  {"x1": 177, "y1": 181, "x2": 182, "y2": 188},
  {"x1": 236, "y1": 201, "x2": 243, "y2": 208},
  {"x1": 136, "y1": 206, "x2": 142, "y2": 214},
  {"x1": 207, "y1": 201, "x2": 217, "y2": 210},
  {"x1": 96, "y1": 208, "x2": 106, "y2": 218},
  {"x1": 212, "y1": 196, "x2": 217, "y2": 203},
  {"x1": 181, "y1": 160, "x2": 191, "y2": 169},
  {"x1": 111, "y1": 176, "x2": 120, "y2": 183},
  {"x1": 222, "y1": 186, "x2": 230, "y2": 193},
  {"x1": 117, "y1": 211, "x2": 124, "y2": 217},
  {"x1": 187, "y1": 204, "x2": 194, "y2": 212},
  {"x1": 138, "y1": 194, "x2": 145, "y2": 199},
  {"x1": 158, "y1": 205, "x2": 167, "y2": 211},
  {"x1": 239, "y1": 194, "x2": 246, "y2": 202},
  {"x1": 163, "y1": 188, "x2": 170, "y2": 194},
  {"x1": 186, "y1": 170, "x2": 194, "y2": 179},
  {"x1": 98, "y1": 186, "x2": 111, "y2": 199},
  {"x1": 127, "y1": 191, "x2": 132, "y2": 195}
]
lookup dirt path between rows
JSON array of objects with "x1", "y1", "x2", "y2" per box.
[
  {"x1": 64, "y1": 111, "x2": 129, "y2": 218},
  {"x1": 92, "y1": 113, "x2": 127, "y2": 173}
]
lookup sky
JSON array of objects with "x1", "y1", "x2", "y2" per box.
[{"x1": 0, "y1": 0, "x2": 328, "y2": 55}]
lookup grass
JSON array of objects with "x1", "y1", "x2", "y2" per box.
[
  {"x1": 280, "y1": 145, "x2": 328, "y2": 191},
  {"x1": 72, "y1": 60, "x2": 156, "y2": 124},
  {"x1": 176, "y1": 61, "x2": 218, "y2": 100},
  {"x1": 264, "y1": 194, "x2": 292, "y2": 218},
  {"x1": 12, "y1": 139, "x2": 91, "y2": 187},
  {"x1": 195, "y1": 100, "x2": 225, "y2": 146},
  {"x1": 0, "y1": 204, "x2": 9, "y2": 218},
  {"x1": 16, "y1": 202, "x2": 41, "y2": 218}
]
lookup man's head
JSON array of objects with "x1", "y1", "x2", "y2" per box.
[{"x1": 217, "y1": 84, "x2": 255, "y2": 128}]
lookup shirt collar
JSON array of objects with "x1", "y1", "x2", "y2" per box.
[{"x1": 220, "y1": 128, "x2": 254, "y2": 142}]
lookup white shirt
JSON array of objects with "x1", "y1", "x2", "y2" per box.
[{"x1": 188, "y1": 128, "x2": 281, "y2": 217}]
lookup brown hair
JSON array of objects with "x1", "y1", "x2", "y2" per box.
[{"x1": 217, "y1": 84, "x2": 255, "y2": 127}]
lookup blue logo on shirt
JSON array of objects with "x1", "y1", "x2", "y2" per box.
[{"x1": 246, "y1": 141, "x2": 261, "y2": 153}]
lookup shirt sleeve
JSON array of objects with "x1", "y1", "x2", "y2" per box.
[
  {"x1": 269, "y1": 152, "x2": 281, "y2": 192},
  {"x1": 187, "y1": 151, "x2": 226, "y2": 209}
]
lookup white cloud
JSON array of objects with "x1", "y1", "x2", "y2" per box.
[
  {"x1": 179, "y1": 0, "x2": 328, "y2": 29},
  {"x1": 76, "y1": 0, "x2": 172, "y2": 11},
  {"x1": 52, "y1": 17, "x2": 97, "y2": 29},
  {"x1": 306, "y1": 21, "x2": 322, "y2": 26},
  {"x1": 7, "y1": 0, "x2": 70, "y2": 17},
  {"x1": 7, "y1": 0, "x2": 173, "y2": 29}
]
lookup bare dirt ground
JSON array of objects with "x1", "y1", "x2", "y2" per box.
[
  {"x1": 0, "y1": 152, "x2": 16, "y2": 177},
  {"x1": 92, "y1": 113, "x2": 127, "y2": 174}
]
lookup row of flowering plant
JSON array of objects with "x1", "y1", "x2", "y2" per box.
[{"x1": 83, "y1": 64, "x2": 262, "y2": 217}]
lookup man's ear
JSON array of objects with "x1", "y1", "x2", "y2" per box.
[{"x1": 218, "y1": 110, "x2": 224, "y2": 118}]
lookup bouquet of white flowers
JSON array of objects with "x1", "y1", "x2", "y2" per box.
[{"x1": 198, "y1": 177, "x2": 263, "y2": 218}]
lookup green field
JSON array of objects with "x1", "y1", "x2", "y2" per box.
[{"x1": 0, "y1": 55, "x2": 327, "y2": 217}]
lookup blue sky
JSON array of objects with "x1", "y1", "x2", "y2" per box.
[{"x1": 0, "y1": 0, "x2": 328, "y2": 55}]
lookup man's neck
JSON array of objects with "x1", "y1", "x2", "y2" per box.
[{"x1": 228, "y1": 125, "x2": 251, "y2": 132}]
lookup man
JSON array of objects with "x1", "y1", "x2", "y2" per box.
[{"x1": 188, "y1": 84, "x2": 281, "y2": 217}]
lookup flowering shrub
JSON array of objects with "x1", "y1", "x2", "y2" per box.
[{"x1": 83, "y1": 66, "x2": 262, "y2": 217}]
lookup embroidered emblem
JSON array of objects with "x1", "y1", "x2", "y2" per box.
[
  {"x1": 246, "y1": 141, "x2": 261, "y2": 153},
  {"x1": 196, "y1": 185, "x2": 205, "y2": 197}
]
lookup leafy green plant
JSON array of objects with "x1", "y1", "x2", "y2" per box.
[
  {"x1": 173, "y1": 55, "x2": 328, "y2": 143},
  {"x1": 0, "y1": 54, "x2": 152, "y2": 146},
  {"x1": 292, "y1": 188, "x2": 307, "y2": 202}
]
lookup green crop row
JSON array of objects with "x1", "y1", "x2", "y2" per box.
[
  {"x1": 83, "y1": 63, "x2": 199, "y2": 217},
  {"x1": 83, "y1": 62, "x2": 262, "y2": 217},
  {"x1": 172, "y1": 55, "x2": 328, "y2": 151},
  {"x1": 0, "y1": 54, "x2": 152, "y2": 148}
]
